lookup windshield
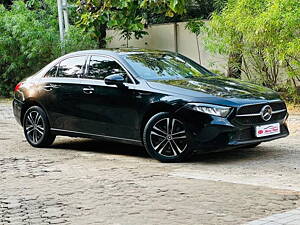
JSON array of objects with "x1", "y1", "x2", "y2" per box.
[{"x1": 122, "y1": 52, "x2": 215, "y2": 80}]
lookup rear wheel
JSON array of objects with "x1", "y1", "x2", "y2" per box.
[
  {"x1": 143, "y1": 112, "x2": 193, "y2": 162},
  {"x1": 23, "y1": 106, "x2": 56, "y2": 147}
]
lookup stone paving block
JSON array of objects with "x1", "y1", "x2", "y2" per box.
[
  {"x1": 285, "y1": 220, "x2": 300, "y2": 225},
  {"x1": 274, "y1": 215, "x2": 300, "y2": 224},
  {"x1": 245, "y1": 208, "x2": 300, "y2": 225},
  {"x1": 261, "y1": 222, "x2": 282, "y2": 225},
  {"x1": 1, "y1": 101, "x2": 300, "y2": 225},
  {"x1": 246, "y1": 220, "x2": 272, "y2": 225}
]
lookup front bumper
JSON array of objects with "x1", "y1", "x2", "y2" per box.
[
  {"x1": 227, "y1": 125, "x2": 289, "y2": 146},
  {"x1": 175, "y1": 107, "x2": 289, "y2": 153}
]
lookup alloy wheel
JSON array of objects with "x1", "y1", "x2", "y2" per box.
[
  {"x1": 149, "y1": 117, "x2": 187, "y2": 157},
  {"x1": 24, "y1": 111, "x2": 45, "y2": 144}
]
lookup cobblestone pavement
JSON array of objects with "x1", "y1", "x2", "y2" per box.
[{"x1": 0, "y1": 101, "x2": 300, "y2": 225}]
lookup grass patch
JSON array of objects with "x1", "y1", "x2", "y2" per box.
[
  {"x1": 287, "y1": 103, "x2": 300, "y2": 115},
  {"x1": 0, "y1": 97, "x2": 13, "y2": 103}
]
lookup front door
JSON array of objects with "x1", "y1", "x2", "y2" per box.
[{"x1": 77, "y1": 55, "x2": 140, "y2": 140}]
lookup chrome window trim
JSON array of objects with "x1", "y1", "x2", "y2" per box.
[
  {"x1": 43, "y1": 54, "x2": 137, "y2": 84},
  {"x1": 50, "y1": 128, "x2": 141, "y2": 143},
  {"x1": 78, "y1": 78, "x2": 136, "y2": 89}
]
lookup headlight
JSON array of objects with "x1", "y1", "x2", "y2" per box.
[{"x1": 187, "y1": 103, "x2": 232, "y2": 117}]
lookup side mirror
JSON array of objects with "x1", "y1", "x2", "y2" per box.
[{"x1": 104, "y1": 74, "x2": 125, "y2": 86}]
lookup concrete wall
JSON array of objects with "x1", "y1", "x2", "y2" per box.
[{"x1": 107, "y1": 22, "x2": 227, "y2": 74}]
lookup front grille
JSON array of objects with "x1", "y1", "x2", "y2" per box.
[
  {"x1": 237, "y1": 101, "x2": 286, "y2": 115},
  {"x1": 233, "y1": 111, "x2": 286, "y2": 125},
  {"x1": 232, "y1": 101, "x2": 287, "y2": 125}
]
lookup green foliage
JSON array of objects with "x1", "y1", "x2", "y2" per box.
[
  {"x1": 63, "y1": 25, "x2": 98, "y2": 53},
  {"x1": 0, "y1": 1, "x2": 58, "y2": 96},
  {"x1": 185, "y1": 18, "x2": 205, "y2": 64},
  {"x1": 0, "y1": 0, "x2": 13, "y2": 8},
  {"x1": 126, "y1": 0, "x2": 228, "y2": 24},
  {"x1": 204, "y1": 0, "x2": 300, "y2": 89},
  {"x1": 76, "y1": 0, "x2": 187, "y2": 48},
  {"x1": 189, "y1": 0, "x2": 227, "y2": 18},
  {"x1": 0, "y1": 0, "x2": 97, "y2": 97},
  {"x1": 185, "y1": 18, "x2": 204, "y2": 36},
  {"x1": 276, "y1": 82, "x2": 300, "y2": 104},
  {"x1": 169, "y1": 0, "x2": 186, "y2": 15}
]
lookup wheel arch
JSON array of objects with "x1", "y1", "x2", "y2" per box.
[
  {"x1": 140, "y1": 102, "x2": 179, "y2": 141},
  {"x1": 21, "y1": 99, "x2": 48, "y2": 126}
]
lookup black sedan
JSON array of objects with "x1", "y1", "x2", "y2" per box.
[{"x1": 13, "y1": 49, "x2": 289, "y2": 162}]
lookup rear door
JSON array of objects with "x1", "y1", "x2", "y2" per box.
[
  {"x1": 76, "y1": 55, "x2": 140, "y2": 140},
  {"x1": 38, "y1": 55, "x2": 88, "y2": 131}
]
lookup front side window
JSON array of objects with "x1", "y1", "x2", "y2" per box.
[
  {"x1": 57, "y1": 56, "x2": 87, "y2": 78},
  {"x1": 86, "y1": 56, "x2": 129, "y2": 82}
]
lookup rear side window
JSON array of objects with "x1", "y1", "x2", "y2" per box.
[
  {"x1": 86, "y1": 56, "x2": 127, "y2": 81},
  {"x1": 57, "y1": 56, "x2": 87, "y2": 78},
  {"x1": 44, "y1": 64, "x2": 58, "y2": 77}
]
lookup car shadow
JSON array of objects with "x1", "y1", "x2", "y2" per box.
[
  {"x1": 49, "y1": 138, "x2": 276, "y2": 164},
  {"x1": 50, "y1": 138, "x2": 150, "y2": 159},
  {"x1": 188, "y1": 146, "x2": 276, "y2": 164}
]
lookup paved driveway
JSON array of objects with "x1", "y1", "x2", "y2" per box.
[{"x1": 0, "y1": 101, "x2": 300, "y2": 225}]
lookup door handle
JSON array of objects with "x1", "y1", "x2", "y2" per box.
[
  {"x1": 43, "y1": 84, "x2": 60, "y2": 91},
  {"x1": 51, "y1": 84, "x2": 61, "y2": 88},
  {"x1": 83, "y1": 87, "x2": 94, "y2": 94},
  {"x1": 135, "y1": 91, "x2": 151, "y2": 98}
]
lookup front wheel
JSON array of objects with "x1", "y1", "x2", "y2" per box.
[
  {"x1": 23, "y1": 106, "x2": 56, "y2": 147},
  {"x1": 143, "y1": 112, "x2": 193, "y2": 162}
]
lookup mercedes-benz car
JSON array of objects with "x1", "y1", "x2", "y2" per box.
[{"x1": 13, "y1": 49, "x2": 289, "y2": 162}]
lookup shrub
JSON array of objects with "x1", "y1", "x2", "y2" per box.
[{"x1": 0, "y1": 0, "x2": 97, "y2": 97}]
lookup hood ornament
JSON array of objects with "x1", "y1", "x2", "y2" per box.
[{"x1": 260, "y1": 105, "x2": 272, "y2": 121}]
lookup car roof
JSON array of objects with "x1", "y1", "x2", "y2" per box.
[{"x1": 63, "y1": 48, "x2": 174, "y2": 58}]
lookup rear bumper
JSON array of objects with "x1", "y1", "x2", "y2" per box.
[{"x1": 13, "y1": 99, "x2": 23, "y2": 126}]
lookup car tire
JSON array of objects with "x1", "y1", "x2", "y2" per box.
[
  {"x1": 143, "y1": 112, "x2": 193, "y2": 163},
  {"x1": 23, "y1": 106, "x2": 56, "y2": 147}
]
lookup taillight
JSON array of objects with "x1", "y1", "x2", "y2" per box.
[{"x1": 14, "y1": 82, "x2": 23, "y2": 92}]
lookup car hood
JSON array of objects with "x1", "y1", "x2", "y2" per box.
[{"x1": 146, "y1": 76, "x2": 280, "y2": 102}]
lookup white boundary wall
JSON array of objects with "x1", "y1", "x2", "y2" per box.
[{"x1": 107, "y1": 22, "x2": 227, "y2": 74}]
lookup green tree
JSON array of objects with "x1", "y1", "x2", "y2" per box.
[
  {"x1": 185, "y1": 19, "x2": 204, "y2": 64},
  {"x1": 204, "y1": 0, "x2": 300, "y2": 87},
  {"x1": 0, "y1": 0, "x2": 14, "y2": 8},
  {"x1": 0, "y1": 0, "x2": 97, "y2": 97},
  {"x1": 184, "y1": 0, "x2": 228, "y2": 66},
  {"x1": 76, "y1": 0, "x2": 187, "y2": 48},
  {"x1": 188, "y1": 0, "x2": 227, "y2": 18}
]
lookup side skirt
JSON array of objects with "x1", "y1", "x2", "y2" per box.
[{"x1": 50, "y1": 128, "x2": 143, "y2": 146}]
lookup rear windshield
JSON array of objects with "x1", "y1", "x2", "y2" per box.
[{"x1": 122, "y1": 52, "x2": 215, "y2": 80}]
